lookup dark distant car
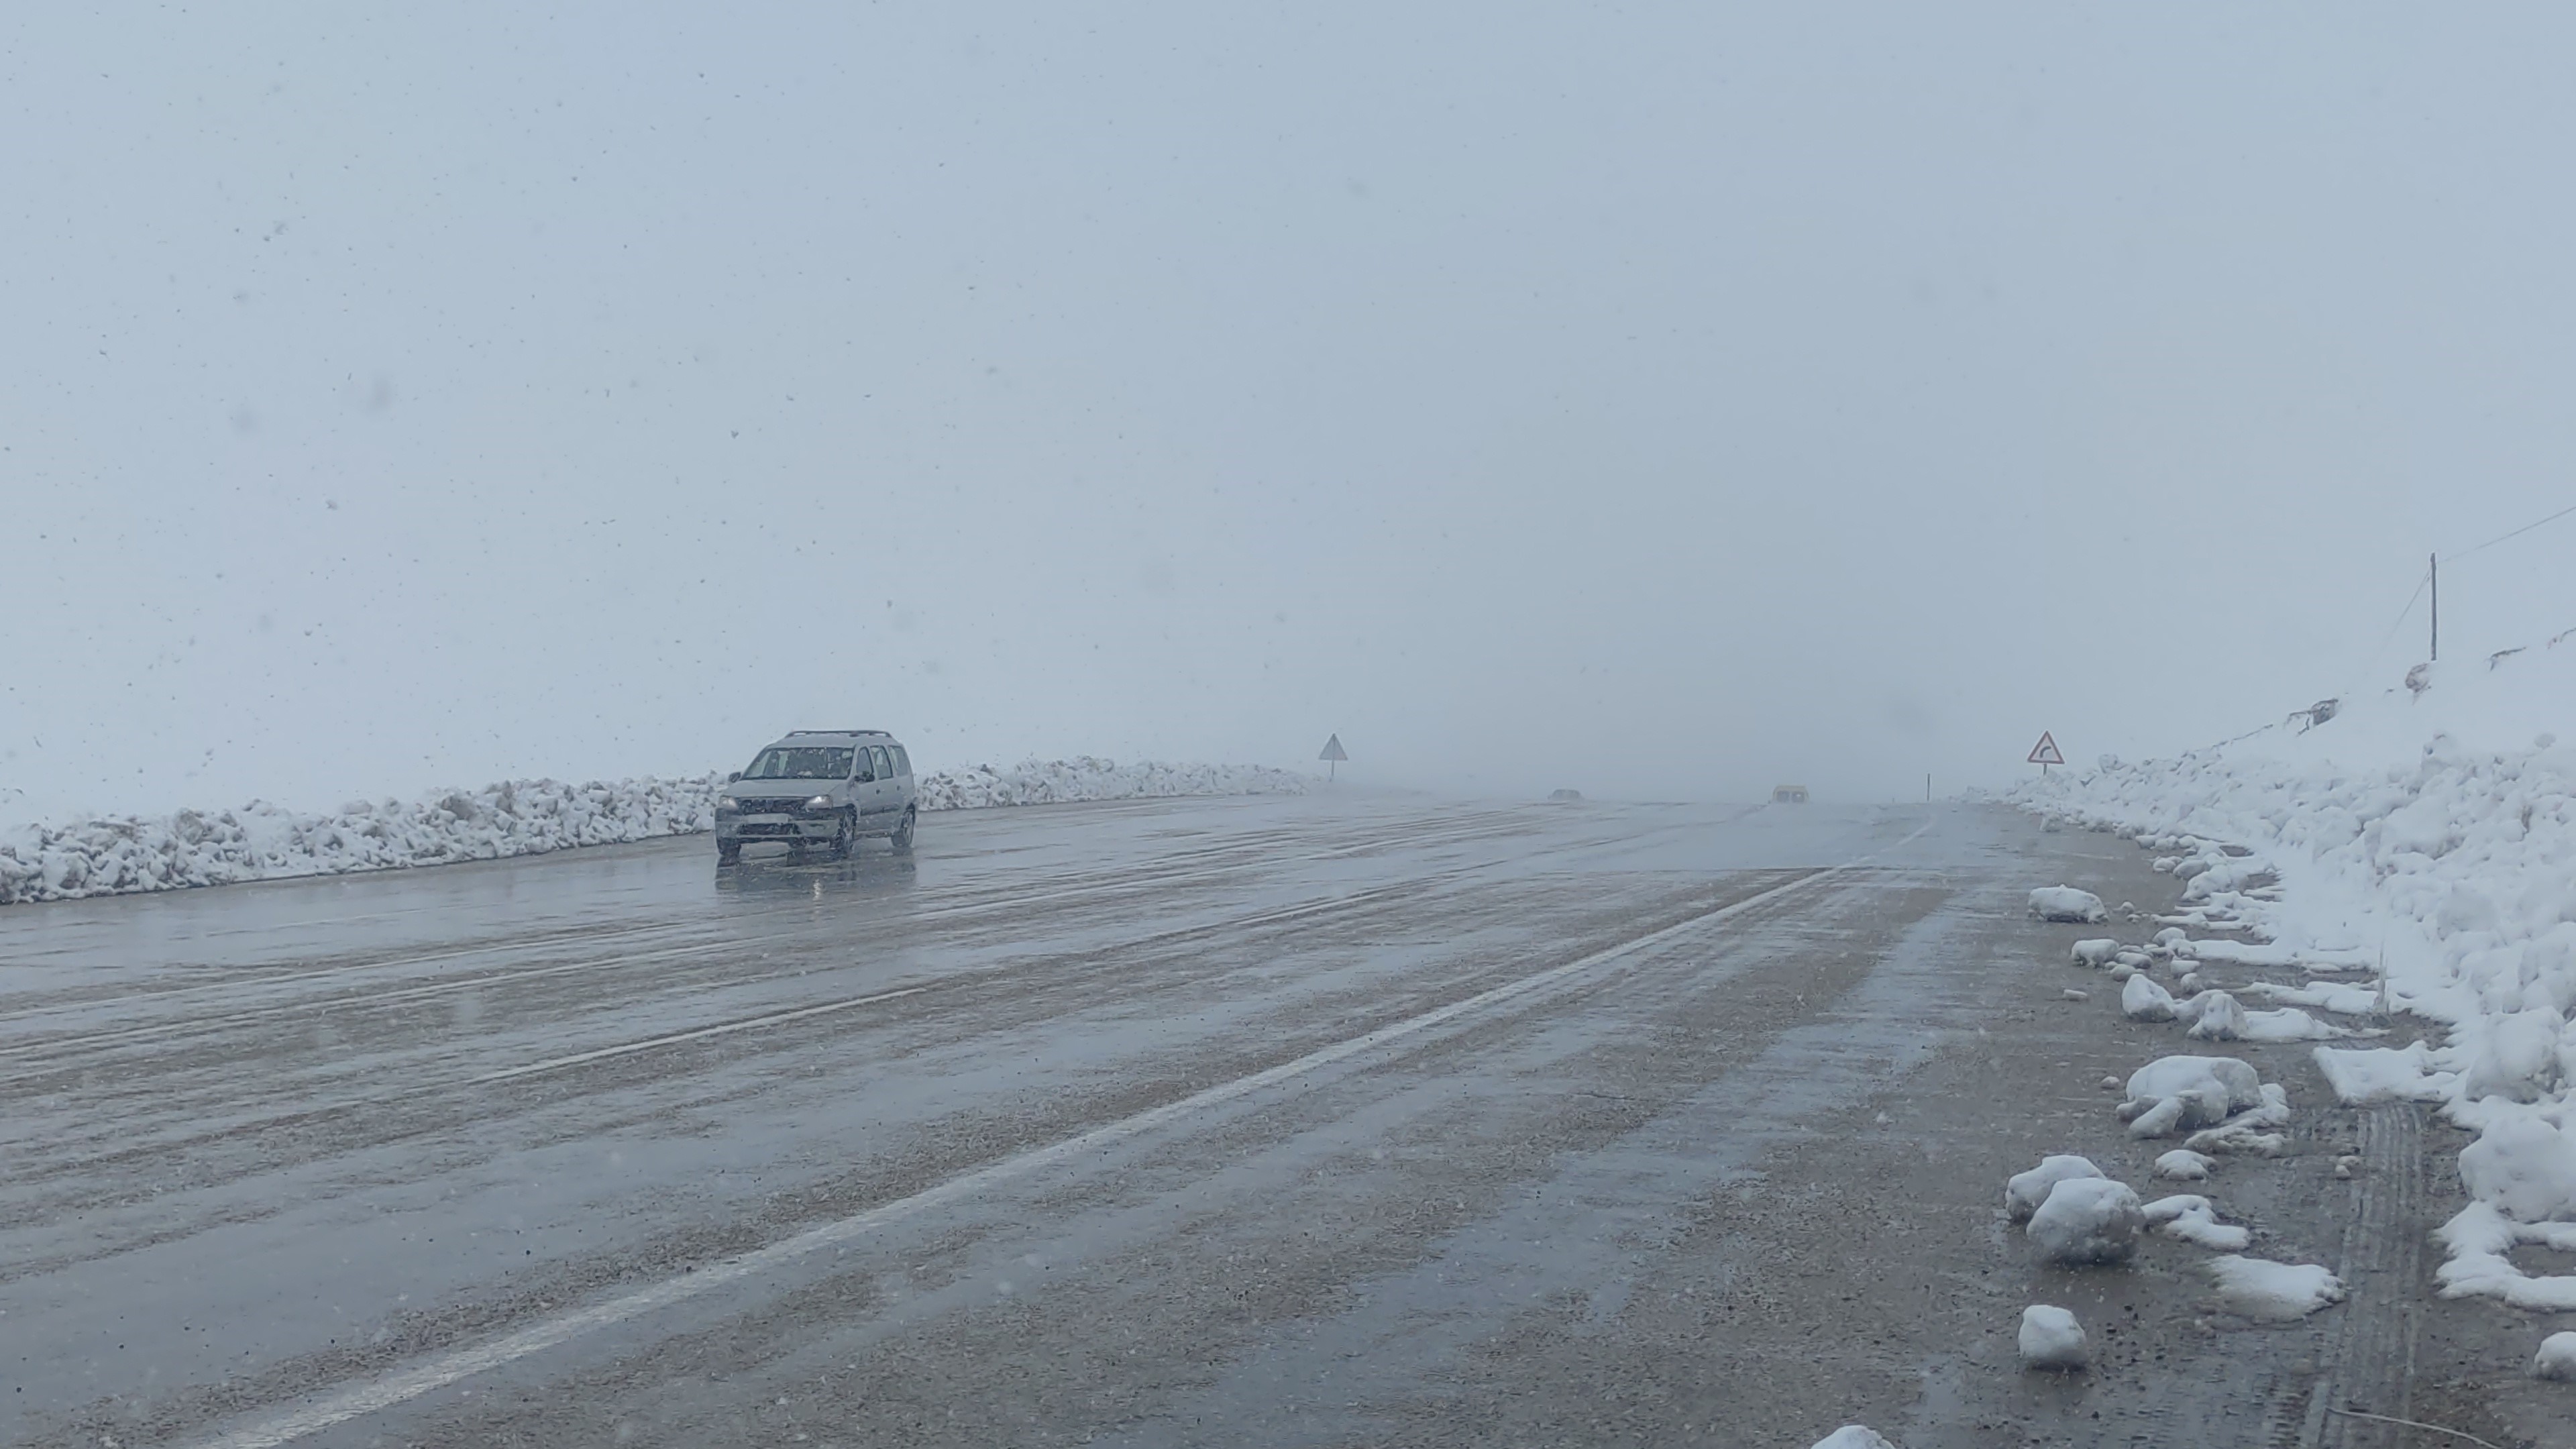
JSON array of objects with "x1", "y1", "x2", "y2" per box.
[{"x1": 714, "y1": 730, "x2": 917, "y2": 865}]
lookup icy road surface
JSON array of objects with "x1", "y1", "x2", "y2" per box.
[{"x1": 0, "y1": 798, "x2": 2432, "y2": 1447}]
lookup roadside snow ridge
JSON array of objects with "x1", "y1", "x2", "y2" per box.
[
  {"x1": 2012, "y1": 641, "x2": 2576, "y2": 1320},
  {"x1": 0, "y1": 757, "x2": 1309, "y2": 905}
]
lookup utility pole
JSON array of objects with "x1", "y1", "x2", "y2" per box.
[{"x1": 2429, "y1": 553, "x2": 2439, "y2": 661}]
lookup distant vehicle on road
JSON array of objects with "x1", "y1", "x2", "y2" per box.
[
  {"x1": 1772, "y1": 785, "x2": 1809, "y2": 804},
  {"x1": 716, "y1": 730, "x2": 917, "y2": 865}
]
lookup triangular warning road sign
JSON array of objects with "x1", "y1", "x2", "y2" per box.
[
  {"x1": 2027, "y1": 731, "x2": 2065, "y2": 766},
  {"x1": 1319, "y1": 734, "x2": 1348, "y2": 763}
]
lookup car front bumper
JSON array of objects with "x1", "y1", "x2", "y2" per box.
[{"x1": 716, "y1": 808, "x2": 843, "y2": 843}]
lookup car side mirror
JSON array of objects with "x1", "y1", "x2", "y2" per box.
[{"x1": 726, "y1": 771, "x2": 742, "y2": 784}]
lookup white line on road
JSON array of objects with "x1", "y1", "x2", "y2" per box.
[
  {"x1": 0, "y1": 820, "x2": 1620, "y2": 1074},
  {"x1": 466, "y1": 985, "x2": 930, "y2": 1085},
  {"x1": 1, "y1": 818, "x2": 1535, "y2": 1053},
  {"x1": 184, "y1": 856, "x2": 1894, "y2": 1449}
]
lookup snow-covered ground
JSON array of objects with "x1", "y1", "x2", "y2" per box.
[
  {"x1": 2011, "y1": 640, "x2": 2576, "y2": 1317},
  {"x1": 0, "y1": 757, "x2": 1309, "y2": 906}
]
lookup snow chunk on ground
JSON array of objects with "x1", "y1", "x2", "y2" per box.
[
  {"x1": 2313, "y1": 1044, "x2": 2453, "y2": 1104},
  {"x1": 2121, "y1": 1055, "x2": 2265, "y2": 1138},
  {"x1": 2154, "y1": 1149, "x2": 2214, "y2": 1181},
  {"x1": 2018, "y1": 1305, "x2": 2088, "y2": 1371},
  {"x1": 2535, "y1": 1331, "x2": 2576, "y2": 1382},
  {"x1": 2237, "y1": 1006, "x2": 2343, "y2": 1042},
  {"x1": 2184, "y1": 1122, "x2": 2290, "y2": 1158},
  {"x1": 2179, "y1": 939, "x2": 2368, "y2": 969},
  {"x1": 2030, "y1": 886, "x2": 2108, "y2": 923},
  {"x1": 2005, "y1": 1155, "x2": 2105, "y2": 1222},
  {"x1": 2241, "y1": 979, "x2": 2385, "y2": 1014},
  {"x1": 2142, "y1": 1194, "x2": 2252, "y2": 1250},
  {"x1": 2184, "y1": 990, "x2": 2250, "y2": 1041},
  {"x1": 2180, "y1": 1083, "x2": 2292, "y2": 1157},
  {"x1": 2208, "y1": 1256, "x2": 2344, "y2": 1320},
  {"x1": 2434, "y1": 1201, "x2": 2576, "y2": 1311},
  {"x1": 2177, "y1": 991, "x2": 2343, "y2": 1042},
  {"x1": 1809, "y1": 1430, "x2": 1897, "y2": 1449},
  {"x1": 2072, "y1": 938, "x2": 2121, "y2": 967},
  {"x1": 2123, "y1": 973, "x2": 2178, "y2": 1021},
  {"x1": 2029, "y1": 1177, "x2": 2145, "y2": 1265}
]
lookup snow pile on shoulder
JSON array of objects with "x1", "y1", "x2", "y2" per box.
[
  {"x1": 0, "y1": 777, "x2": 723, "y2": 906},
  {"x1": 0, "y1": 757, "x2": 1309, "y2": 905},
  {"x1": 2010, "y1": 643, "x2": 2576, "y2": 1314}
]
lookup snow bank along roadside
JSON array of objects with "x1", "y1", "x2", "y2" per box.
[
  {"x1": 0, "y1": 757, "x2": 1310, "y2": 906},
  {"x1": 2010, "y1": 641, "x2": 2576, "y2": 1320}
]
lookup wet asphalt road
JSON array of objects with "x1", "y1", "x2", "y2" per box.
[{"x1": 0, "y1": 794, "x2": 2363, "y2": 1448}]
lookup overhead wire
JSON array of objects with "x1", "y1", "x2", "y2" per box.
[
  {"x1": 2308, "y1": 497, "x2": 2571, "y2": 713},
  {"x1": 2440, "y1": 499, "x2": 2576, "y2": 562}
]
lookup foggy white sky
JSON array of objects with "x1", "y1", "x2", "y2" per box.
[{"x1": 7, "y1": 3, "x2": 2575, "y2": 820}]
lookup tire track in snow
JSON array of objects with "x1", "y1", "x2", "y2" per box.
[{"x1": 2290, "y1": 1102, "x2": 2428, "y2": 1449}]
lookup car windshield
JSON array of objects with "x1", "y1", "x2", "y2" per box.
[{"x1": 739, "y1": 747, "x2": 851, "y2": 781}]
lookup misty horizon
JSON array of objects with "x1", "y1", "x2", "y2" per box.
[{"x1": 8, "y1": 3, "x2": 2575, "y2": 821}]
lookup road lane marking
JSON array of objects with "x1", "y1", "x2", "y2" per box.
[
  {"x1": 0, "y1": 844, "x2": 1633, "y2": 1099},
  {"x1": 184, "y1": 859, "x2": 1884, "y2": 1449},
  {"x1": 0, "y1": 818, "x2": 1518, "y2": 1036},
  {"x1": 0, "y1": 938, "x2": 763, "y2": 1072},
  {"x1": 0, "y1": 817, "x2": 1642, "y2": 1073},
  {"x1": 0, "y1": 920, "x2": 700, "y2": 1027},
  {"x1": 465, "y1": 986, "x2": 931, "y2": 1085},
  {"x1": 3, "y1": 839, "x2": 1743, "y2": 1185}
]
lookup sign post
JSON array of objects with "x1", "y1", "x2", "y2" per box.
[
  {"x1": 2027, "y1": 731, "x2": 2065, "y2": 774},
  {"x1": 1319, "y1": 733, "x2": 1348, "y2": 782}
]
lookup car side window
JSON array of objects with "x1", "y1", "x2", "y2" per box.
[
  {"x1": 854, "y1": 751, "x2": 875, "y2": 783},
  {"x1": 870, "y1": 746, "x2": 894, "y2": 781},
  {"x1": 891, "y1": 745, "x2": 910, "y2": 777}
]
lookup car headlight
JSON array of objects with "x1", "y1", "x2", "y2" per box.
[
  {"x1": 806, "y1": 794, "x2": 833, "y2": 810},
  {"x1": 716, "y1": 795, "x2": 740, "y2": 812}
]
